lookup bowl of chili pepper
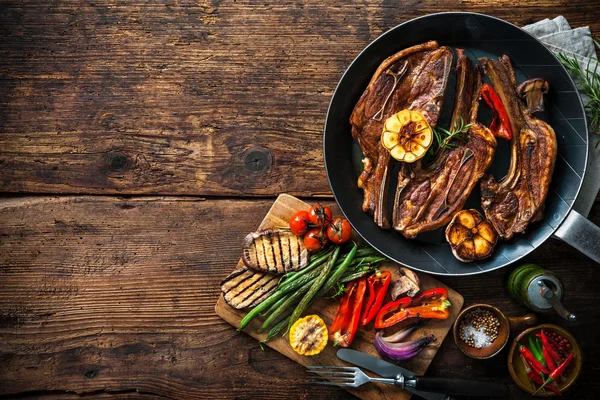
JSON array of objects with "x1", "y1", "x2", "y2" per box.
[{"x1": 508, "y1": 324, "x2": 582, "y2": 396}]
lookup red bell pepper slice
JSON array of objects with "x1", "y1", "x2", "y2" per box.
[
  {"x1": 481, "y1": 83, "x2": 513, "y2": 140},
  {"x1": 361, "y1": 270, "x2": 391, "y2": 326},
  {"x1": 329, "y1": 277, "x2": 367, "y2": 347},
  {"x1": 374, "y1": 287, "x2": 451, "y2": 329}
]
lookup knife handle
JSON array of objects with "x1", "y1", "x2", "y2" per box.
[{"x1": 412, "y1": 377, "x2": 508, "y2": 397}]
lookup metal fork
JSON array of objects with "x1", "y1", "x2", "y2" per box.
[{"x1": 306, "y1": 366, "x2": 404, "y2": 388}]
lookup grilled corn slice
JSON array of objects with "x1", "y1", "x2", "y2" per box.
[
  {"x1": 445, "y1": 209, "x2": 498, "y2": 262},
  {"x1": 381, "y1": 109, "x2": 433, "y2": 163},
  {"x1": 289, "y1": 315, "x2": 328, "y2": 356}
]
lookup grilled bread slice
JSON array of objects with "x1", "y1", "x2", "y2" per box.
[
  {"x1": 242, "y1": 229, "x2": 309, "y2": 274},
  {"x1": 220, "y1": 267, "x2": 279, "y2": 309}
]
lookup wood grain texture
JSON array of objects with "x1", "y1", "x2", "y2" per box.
[
  {"x1": 1, "y1": 0, "x2": 599, "y2": 196},
  {"x1": 215, "y1": 194, "x2": 464, "y2": 400},
  {"x1": 0, "y1": 195, "x2": 599, "y2": 399}
]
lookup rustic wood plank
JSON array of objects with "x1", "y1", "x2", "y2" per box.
[
  {"x1": 1, "y1": 1, "x2": 599, "y2": 196},
  {"x1": 0, "y1": 196, "x2": 599, "y2": 399}
]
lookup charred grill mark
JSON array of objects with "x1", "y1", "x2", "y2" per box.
[
  {"x1": 267, "y1": 232, "x2": 278, "y2": 273},
  {"x1": 220, "y1": 268, "x2": 247, "y2": 285},
  {"x1": 224, "y1": 273, "x2": 265, "y2": 304},
  {"x1": 260, "y1": 235, "x2": 271, "y2": 272},
  {"x1": 287, "y1": 235, "x2": 293, "y2": 270},
  {"x1": 222, "y1": 273, "x2": 254, "y2": 294},
  {"x1": 233, "y1": 275, "x2": 279, "y2": 308},
  {"x1": 296, "y1": 235, "x2": 301, "y2": 269},
  {"x1": 276, "y1": 231, "x2": 286, "y2": 273}
]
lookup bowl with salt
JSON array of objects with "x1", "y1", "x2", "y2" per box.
[{"x1": 452, "y1": 304, "x2": 537, "y2": 359}]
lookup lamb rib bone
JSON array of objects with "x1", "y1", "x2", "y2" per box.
[
  {"x1": 350, "y1": 41, "x2": 453, "y2": 228},
  {"x1": 392, "y1": 49, "x2": 496, "y2": 238},
  {"x1": 479, "y1": 55, "x2": 557, "y2": 240}
]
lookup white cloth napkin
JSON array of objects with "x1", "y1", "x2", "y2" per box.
[{"x1": 523, "y1": 16, "x2": 599, "y2": 217}]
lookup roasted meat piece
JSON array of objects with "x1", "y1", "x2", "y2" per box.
[
  {"x1": 479, "y1": 56, "x2": 557, "y2": 240},
  {"x1": 350, "y1": 41, "x2": 453, "y2": 228},
  {"x1": 392, "y1": 50, "x2": 497, "y2": 238}
]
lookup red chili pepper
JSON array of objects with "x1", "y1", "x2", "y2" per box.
[
  {"x1": 538, "y1": 330, "x2": 566, "y2": 361},
  {"x1": 374, "y1": 287, "x2": 451, "y2": 329},
  {"x1": 361, "y1": 271, "x2": 391, "y2": 326},
  {"x1": 534, "y1": 353, "x2": 574, "y2": 395},
  {"x1": 481, "y1": 83, "x2": 513, "y2": 140},
  {"x1": 543, "y1": 344, "x2": 557, "y2": 372},
  {"x1": 329, "y1": 277, "x2": 367, "y2": 347},
  {"x1": 520, "y1": 354, "x2": 562, "y2": 396},
  {"x1": 519, "y1": 344, "x2": 549, "y2": 375}
]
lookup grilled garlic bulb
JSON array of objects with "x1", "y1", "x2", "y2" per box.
[
  {"x1": 445, "y1": 209, "x2": 498, "y2": 262},
  {"x1": 381, "y1": 109, "x2": 433, "y2": 163}
]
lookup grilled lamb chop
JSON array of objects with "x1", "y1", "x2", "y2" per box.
[
  {"x1": 393, "y1": 50, "x2": 497, "y2": 238},
  {"x1": 479, "y1": 56, "x2": 557, "y2": 240},
  {"x1": 350, "y1": 41, "x2": 453, "y2": 228}
]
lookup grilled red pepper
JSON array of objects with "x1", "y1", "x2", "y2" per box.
[
  {"x1": 481, "y1": 83, "x2": 513, "y2": 140},
  {"x1": 519, "y1": 344, "x2": 549, "y2": 375},
  {"x1": 374, "y1": 287, "x2": 451, "y2": 329},
  {"x1": 361, "y1": 271, "x2": 391, "y2": 326},
  {"x1": 329, "y1": 277, "x2": 367, "y2": 347},
  {"x1": 534, "y1": 353, "x2": 575, "y2": 395}
]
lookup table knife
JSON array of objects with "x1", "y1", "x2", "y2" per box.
[
  {"x1": 336, "y1": 348, "x2": 449, "y2": 400},
  {"x1": 337, "y1": 349, "x2": 508, "y2": 399}
]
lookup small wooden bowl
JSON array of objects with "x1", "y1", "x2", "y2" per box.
[
  {"x1": 508, "y1": 324, "x2": 582, "y2": 396},
  {"x1": 453, "y1": 304, "x2": 537, "y2": 359}
]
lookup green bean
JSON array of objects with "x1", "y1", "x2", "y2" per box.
[
  {"x1": 353, "y1": 247, "x2": 381, "y2": 257},
  {"x1": 260, "y1": 281, "x2": 312, "y2": 331},
  {"x1": 339, "y1": 270, "x2": 370, "y2": 283},
  {"x1": 261, "y1": 316, "x2": 290, "y2": 343},
  {"x1": 349, "y1": 256, "x2": 388, "y2": 266},
  {"x1": 260, "y1": 294, "x2": 290, "y2": 317},
  {"x1": 286, "y1": 247, "x2": 341, "y2": 333},
  {"x1": 239, "y1": 263, "x2": 326, "y2": 331},
  {"x1": 320, "y1": 244, "x2": 358, "y2": 295},
  {"x1": 239, "y1": 290, "x2": 287, "y2": 331},
  {"x1": 277, "y1": 262, "x2": 328, "y2": 293},
  {"x1": 277, "y1": 249, "x2": 333, "y2": 289}
]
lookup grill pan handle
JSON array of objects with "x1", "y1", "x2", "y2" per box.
[{"x1": 554, "y1": 209, "x2": 600, "y2": 264}]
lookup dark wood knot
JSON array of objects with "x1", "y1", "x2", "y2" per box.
[
  {"x1": 243, "y1": 149, "x2": 272, "y2": 172},
  {"x1": 105, "y1": 151, "x2": 132, "y2": 172},
  {"x1": 83, "y1": 369, "x2": 98, "y2": 379}
]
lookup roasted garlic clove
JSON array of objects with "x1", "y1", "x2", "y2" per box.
[
  {"x1": 445, "y1": 209, "x2": 499, "y2": 262},
  {"x1": 381, "y1": 109, "x2": 433, "y2": 163}
]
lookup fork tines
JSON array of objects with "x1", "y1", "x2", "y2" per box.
[{"x1": 306, "y1": 366, "x2": 356, "y2": 387}]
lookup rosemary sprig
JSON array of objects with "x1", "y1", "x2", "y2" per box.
[
  {"x1": 433, "y1": 115, "x2": 472, "y2": 149},
  {"x1": 557, "y1": 37, "x2": 600, "y2": 147}
]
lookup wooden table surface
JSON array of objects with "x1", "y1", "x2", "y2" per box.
[{"x1": 1, "y1": 1, "x2": 599, "y2": 399}]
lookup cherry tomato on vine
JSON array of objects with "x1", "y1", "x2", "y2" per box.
[
  {"x1": 308, "y1": 204, "x2": 333, "y2": 227},
  {"x1": 289, "y1": 211, "x2": 310, "y2": 236},
  {"x1": 303, "y1": 227, "x2": 328, "y2": 251},
  {"x1": 326, "y1": 218, "x2": 352, "y2": 244}
]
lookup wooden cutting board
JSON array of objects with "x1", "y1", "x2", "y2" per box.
[{"x1": 215, "y1": 194, "x2": 464, "y2": 400}]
